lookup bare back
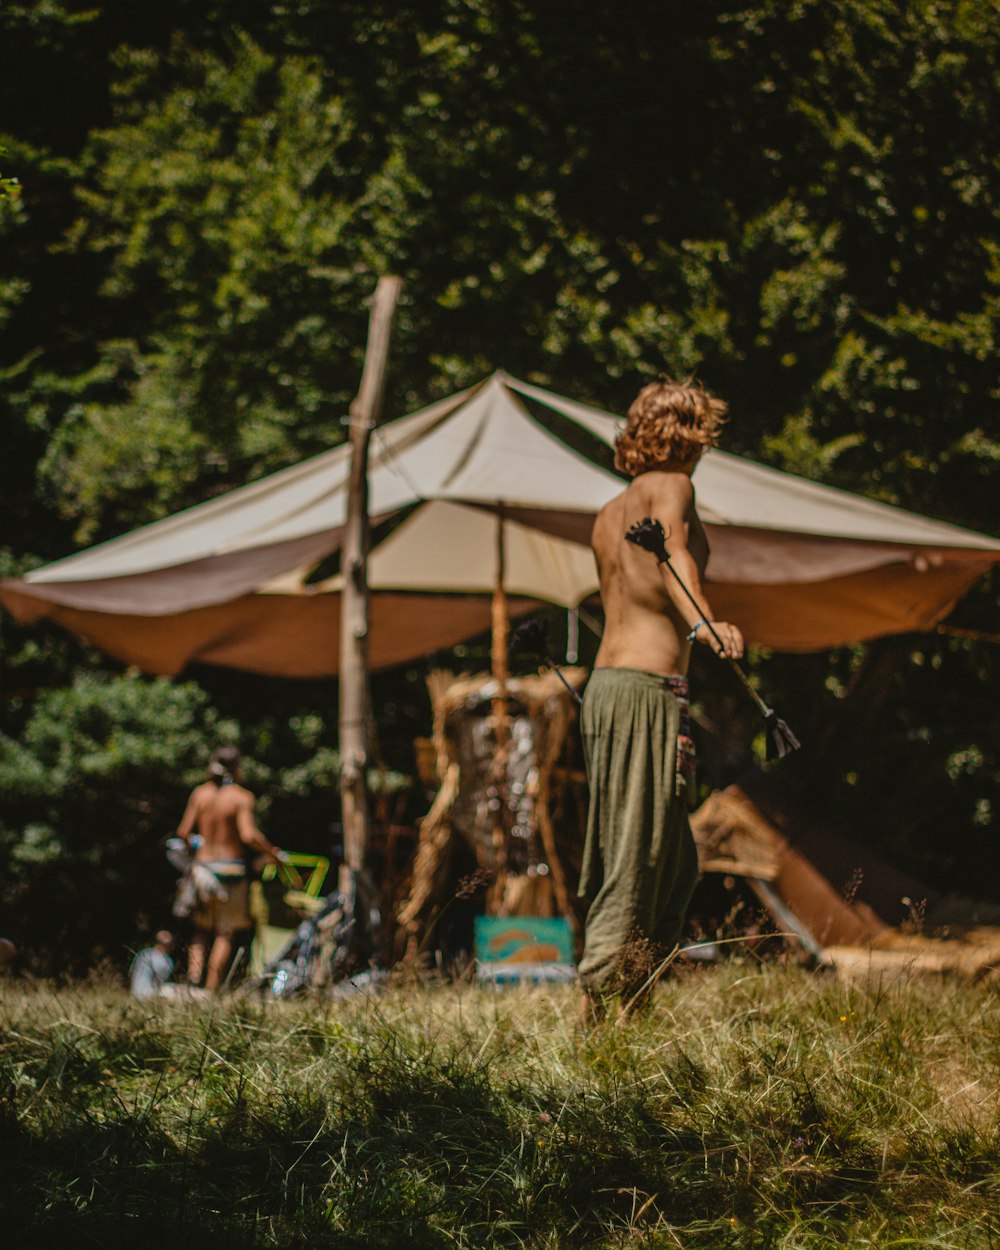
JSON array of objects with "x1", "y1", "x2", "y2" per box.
[
  {"x1": 592, "y1": 471, "x2": 709, "y2": 677},
  {"x1": 179, "y1": 782, "x2": 259, "y2": 862}
]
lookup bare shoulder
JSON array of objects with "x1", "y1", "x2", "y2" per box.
[
  {"x1": 635, "y1": 470, "x2": 695, "y2": 512},
  {"x1": 594, "y1": 489, "x2": 625, "y2": 523},
  {"x1": 198, "y1": 783, "x2": 253, "y2": 813}
]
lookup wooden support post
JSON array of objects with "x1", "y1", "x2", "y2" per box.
[
  {"x1": 339, "y1": 275, "x2": 403, "y2": 897},
  {"x1": 491, "y1": 503, "x2": 509, "y2": 706},
  {"x1": 488, "y1": 506, "x2": 511, "y2": 912}
]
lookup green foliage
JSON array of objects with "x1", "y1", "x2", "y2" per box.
[
  {"x1": 1, "y1": 968, "x2": 998, "y2": 1247},
  {"x1": 0, "y1": 549, "x2": 98, "y2": 702},
  {"x1": 42, "y1": 37, "x2": 375, "y2": 538},
  {"x1": 0, "y1": 146, "x2": 20, "y2": 200},
  {"x1": 0, "y1": 672, "x2": 232, "y2": 967},
  {"x1": 0, "y1": 669, "x2": 389, "y2": 970},
  {"x1": 3, "y1": 0, "x2": 997, "y2": 537}
]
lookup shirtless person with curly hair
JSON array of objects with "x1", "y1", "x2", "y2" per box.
[{"x1": 578, "y1": 379, "x2": 744, "y2": 1020}]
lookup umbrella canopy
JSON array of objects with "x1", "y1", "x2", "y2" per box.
[{"x1": 2, "y1": 372, "x2": 997, "y2": 675}]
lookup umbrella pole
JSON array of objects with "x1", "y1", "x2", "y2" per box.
[{"x1": 339, "y1": 276, "x2": 403, "y2": 913}]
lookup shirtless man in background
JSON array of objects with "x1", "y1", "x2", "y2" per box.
[
  {"x1": 578, "y1": 379, "x2": 744, "y2": 1018},
  {"x1": 176, "y1": 745, "x2": 284, "y2": 991}
]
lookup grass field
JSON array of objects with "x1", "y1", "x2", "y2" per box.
[{"x1": 1, "y1": 963, "x2": 997, "y2": 1248}]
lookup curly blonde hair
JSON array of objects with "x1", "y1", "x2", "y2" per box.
[{"x1": 614, "y1": 379, "x2": 727, "y2": 477}]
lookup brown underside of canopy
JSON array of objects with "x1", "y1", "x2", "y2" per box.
[
  {"x1": 706, "y1": 557, "x2": 995, "y2": 652},
  {"x1": 0, "y1": 587, "x2": 540, "y2": 678},
  {"x1": 2, "y1": 553, "x2": 993, "y2": 676}
]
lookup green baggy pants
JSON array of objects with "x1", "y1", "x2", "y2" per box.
[{"x1": 577, "y1": 668, "x2": 700, "y2": 995}]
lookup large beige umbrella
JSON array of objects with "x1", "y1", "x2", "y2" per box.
[{"x1": 2, "y1": 372, "x2": 997, "y2": 675}]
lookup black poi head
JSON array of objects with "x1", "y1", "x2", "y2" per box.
[
  {"x1": 510, "y1": 618, "x2": 550, "y2": 658},
  {"x1": 625, "y1": 517, "x2": 670, "y2": 561}
]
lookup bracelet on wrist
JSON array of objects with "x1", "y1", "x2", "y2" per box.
[{"x1": 687, "y1": 619, "x2": 709, "y2": 643}]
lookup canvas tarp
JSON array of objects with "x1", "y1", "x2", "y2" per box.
[{"x1": 2, "y1": 372, "x2": 997, "y2": 676}]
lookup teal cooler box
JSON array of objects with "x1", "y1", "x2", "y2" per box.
[{"x1": 474, "y1": 916, "x2": 576, "y2": 983}]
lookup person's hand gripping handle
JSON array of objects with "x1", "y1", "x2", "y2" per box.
[{"x1": 625, "y1": 518, "x2": 800, "y2": 761}]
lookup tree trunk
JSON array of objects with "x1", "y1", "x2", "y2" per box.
[{"x1": 339, "y1": 275, "x2": 403, "y2": 902}]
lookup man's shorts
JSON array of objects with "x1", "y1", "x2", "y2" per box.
[{"x1": 193, "y1": 862, "x2": 251, "y2": 935}]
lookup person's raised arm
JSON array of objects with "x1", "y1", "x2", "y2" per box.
[
  {"x1": 235, "y1": 792, "x2": 283, "y2": 864},
  {"x1": 650, "y1": 474, "x2": 744, "y2": 660}
]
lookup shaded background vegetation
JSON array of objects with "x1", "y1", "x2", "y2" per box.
[{"x1": 1, "y1": 0, "x2": 997, "y2": 970}]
